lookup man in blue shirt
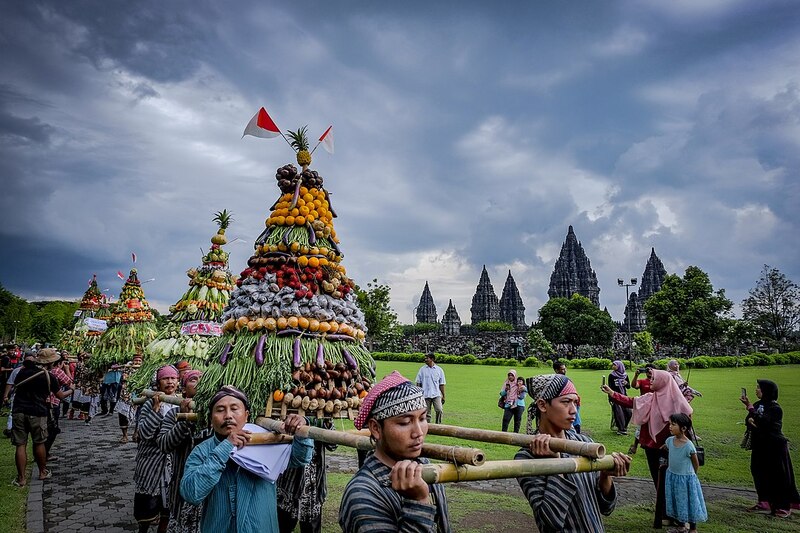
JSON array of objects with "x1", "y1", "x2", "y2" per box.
[
  {"x1": 415, "y1": 353, "x2": 446, "y2": 424},
  {"x1": 180, "y1": 386, "x2": 313, "y2": 533}
]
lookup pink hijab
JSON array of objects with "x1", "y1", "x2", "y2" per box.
[
  {"x1": 631, "y1": 369, "x2": 692, "y2": 438},
  {"x1": 504, "y1": 369, "x2": 520, "y2": 403}
]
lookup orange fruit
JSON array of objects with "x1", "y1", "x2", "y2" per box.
[
  {"x1": 299, "y1": 206, "x2": 309, "y2": 216},
  {"x1": 287, "y1": 316, "x2": 299, "y2": 328},
  {"x1": 290, "y1": 208, "x2": 299, "y2": 217},
  {"x1": 285, "y1": 216, "x2": 295, "y2": 225},
  {"x1": 264, "y1": 318, "x2": 277, "y2": 330},
  {"x1": 298, "y1": 317, "x2": 310, "y2": 330},
  {"x1": 328, "y1": 321, "x2": 339, "y2": 333},
  {"x1": 303, "y1": 193, "x2": 314, "y2": 203},
  {"x1": 318, "y1": 321, "x2": 330, "y2": 333},
  {"x1": 308, "y1": 257, "x2": 319, "y2": 268},
  {"x1": 275, "y1": 216, "x2": 285, "y2": 225},
  {"x1": 295, "y1": 216, "x2": 306, "y2": 226},
  {"x1": 297, "y1": 256, "x2": 309, "y2": 267},
  {"x1": 277, "y1": 317, "x2": 288, "y2": 329},
  {"x1": 309, "y1": 319, "x2": 320, "y2": 332}
]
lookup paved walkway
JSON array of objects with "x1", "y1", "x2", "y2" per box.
[{"x1": 29, "y1": 414, "x2": 758, "y2": 532}]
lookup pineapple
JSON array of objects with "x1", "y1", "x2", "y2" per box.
[
  {"x1": 211, "y1": 209, "x2": 232, "y2": 245},
  {"x1": 287, "y1": 126, "x2": 312, "y2": 168}
]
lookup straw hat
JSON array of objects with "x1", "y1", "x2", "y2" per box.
[{"x1": 34, "y1": 348, "x2": 61, "y2": 365}]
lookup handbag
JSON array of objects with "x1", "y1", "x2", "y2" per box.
[
  {"x1": 498, "y1": 394, "x2": 506, "y2": 409},
  {"x1": 691, "y1": 429, "x2": 705, "y2": 466},
  {"x1": 741, "y1": 428, "x2": 752, "y2": 450}
]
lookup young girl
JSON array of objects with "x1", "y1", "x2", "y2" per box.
[{"x1": 664, "y1": 413, "x2": 707, "y2": 533}]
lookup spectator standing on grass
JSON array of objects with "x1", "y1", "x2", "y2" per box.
[
  {"x1": 740, "y1": 379, "x2": 800, "y2": 518},
  {"x1": 608, "y1": 360, "x2": 632, "y2": 435},
  {"x1": 500, "y1": 369, "x2": 526, "y2": 433},
  {"x1": 629, "y1": 363, "x2": 656, "y2": 454},
  {"x1": 415, "y1": 353, "x2": 446, "y2": 424},
  {"x1": 41, "y1": 351, "x2": 73, "y2": 462},
  {"x1": 663, "y1": 413, "x2": 707, "y2": 533},
  {"x1": 554, "y1": 361, "x2": 581, "y2": 433},
  {"x1": 0, "y1": 349, "x2": 13, "y2": 401},
  {"x1": 518, "y1": 373, "x2": 631, "y2": 532},
  {"x1": 10, "y1": 348, "x2": 72, "y2": 486}
]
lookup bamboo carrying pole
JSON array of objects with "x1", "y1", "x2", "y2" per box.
[
  {"x1": 255, "y1": 417, "x2": 485, "y2": 466},
  {"x1": 420, "y1": 456, "x2": 616, "y2": 484},
  {"x1": 427, "y1": 423, "x2": 605, "y2": 459},
  {"x1": 134, "y1": 390, "x2": 196, "y2": 409}
]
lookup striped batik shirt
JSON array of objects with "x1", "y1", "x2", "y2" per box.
[
  {"x1": 339, "y1": 454, "x2": 451, "y2": 533},
  {"x1": 516, "y1": 430, "x2": 616, "y2": 533},
  {"x1": 134, "y1": 398, "x2": 175, "y2": 496}
]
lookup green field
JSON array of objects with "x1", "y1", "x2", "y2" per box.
[
  {"x1": 0, "y1": 416, "x2": 28, "y2": 533},
  {"x1": 368, "y1": 361, "x2": 800, "y2": 487}
]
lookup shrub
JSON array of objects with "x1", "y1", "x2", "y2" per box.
[
  {"x1": 474, "y1": 321, "x2": 514, "y2": 332},
  {"x1": 401, "y1": 323, "x2": 440, "y2": 335},
  {"x1": 522, "y1": 357, "x2": 543, "y2": 368}
]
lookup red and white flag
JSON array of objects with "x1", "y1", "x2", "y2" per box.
[
  {"x1": 242, "y1": 107, "x2": 281, "y2": 139},
  {"x1": 319, "y1": 125, "x2": 334, "y2": 154},
  {"x1": 117, "y1": 271, "x2": 126, "y2": 280},
  {"x1": 131, "y1": 252, "x2": 137, "y2": 264}
]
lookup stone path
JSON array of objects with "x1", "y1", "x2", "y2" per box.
[{"x1": 29, "y1": 414, "x2": 758, "y2": 532}]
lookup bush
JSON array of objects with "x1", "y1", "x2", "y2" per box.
[
  {"x1": 474, "y1": 321, "x2": 514, "y2": 332},
  {"x1": 522, "y1": 357, "x2": 544, "y2": 368},
  {"x1": 401, "y1": 323, "x2": 440, "y2": 335}
]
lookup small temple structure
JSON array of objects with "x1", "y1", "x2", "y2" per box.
[
  {"x1": 623, "y1": 292, "x2": 646, "y2": 333},
  {"x1": 415, "y1": 281, "x2": 437, "y2": 324},
  {"x1": 548, "y1": 226, "x2": 601, "y2": 306},
  {"x1": 470, "y1": 266, "x2": 500, "y2": 324},
  {"x1": 499, "y1": 271, "x2": 527, "y2": 330},
  {"x1": 441, "y1": 300, "x2": 461, "y2": 335},
  {"x1": 623, "y1": 247, "x2": 667, "y2": 331}
]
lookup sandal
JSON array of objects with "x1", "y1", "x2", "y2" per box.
[
  {"x1": 38, "y1": 469, "x2": 52, "y2": 480},
  {"x1": 11, "y1": 479, "x2": 25, "y2": 487},
  {"x1": 775, "y1": 509, "x2": 791, "y2": 518}
]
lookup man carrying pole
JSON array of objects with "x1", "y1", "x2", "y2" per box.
[
  {"x1": 518, "y1": 374, "x2": 631, "y2": 533},
  {"x1": 339, "y1": 370, "x2": 451, "y2": 533}
]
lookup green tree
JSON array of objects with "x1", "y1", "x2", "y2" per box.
[
  {"x1": 355, "y1": 279, "x2": 400, "y2": 350},
  {"x1": 742, "y1": 265, "x2": 799, "y2": 348},
  {"x1": 537, "y1": 294, "x2": 615, "y2": 355},
  {"x1": 474, "y1": 321, "x2": 513, "y2": 332},
  {"x1": 527, "y1": 327, "x2": 555, "y2": 357},
  {"x1": 632, "y1": 331, "x2": 654, "y2": 358},
  {"x1": 723, "y1": 319, "x2": 758, "y2": 356},
  {"x1": 644, "y1": 266, "x2": 733, "y2": 356}
]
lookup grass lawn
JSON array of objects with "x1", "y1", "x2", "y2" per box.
[{"x1": 0, "y1": 415, "x2": 28, "y2": 533}]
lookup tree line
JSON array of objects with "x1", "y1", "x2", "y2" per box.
[{"x1": 0, "y1": 283, "x2": 79, "y2": 346}]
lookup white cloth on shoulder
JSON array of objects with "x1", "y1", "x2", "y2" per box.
[{"x1": 229, "y1": 423, "x2": 292, "y2": 482}]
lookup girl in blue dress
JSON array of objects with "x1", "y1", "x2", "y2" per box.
[{"x1": 664, "y1": 413, "x2": 707, "y2": 533}]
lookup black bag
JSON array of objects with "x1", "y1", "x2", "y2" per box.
[
  {"x1": 740, "y1": 428, "x2": 752, "y2": 450},
  {"x1": 498, "y1": 395, "x2": 505, "y2": 409},
  {"x1": 692, "y1": 430, "x2": 705, "y2": 466}
]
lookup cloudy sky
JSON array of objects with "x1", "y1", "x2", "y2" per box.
[{"x1": 2, "y1": 1, "x2": 799, "y2": 326}]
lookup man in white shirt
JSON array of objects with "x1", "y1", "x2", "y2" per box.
[{"x1": 415, "y1": 353, "x2": 446, "y2": 424}]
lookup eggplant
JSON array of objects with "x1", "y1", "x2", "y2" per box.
[
  {"x1": 255, "y1": 226, "x2": 272, "y2": 245},
  {"x1": 323, "y1": 189, "x2": 338, "y2": 218},
  {"x1": 254, "y1": 334, "x2": 267, "y2": 366},
  {"x1": 316, "y1": 343, "x2": 325, "y2": 367},
  {"x1": 292, "y1": 337, "x2": 302, "y2": 368},
  {"x1": 342, "y1": 348, "x2": 358, "y2": 370},
  {"x1": 276, "y1": 328, "x2": 303, "y2": 337},
  {"x1": 290, "y1": 178, "x2": 302, "y2": 209},
  {"x1": 282, "y1": 228, "x2": 291, "y2": 246},
  {"x1": 219, "y1": 343, "x2": 232, "y2": 365},
  {"x1": 306, "y1": 222, "x2": 317, "y2": 245},
  {"x1": 324, "y1": 334, "x2": 354, "y2": 342}
]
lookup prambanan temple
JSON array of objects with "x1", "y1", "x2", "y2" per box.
[{"x1": 414, "y1": 226, "x2": 667, "y2": 335}]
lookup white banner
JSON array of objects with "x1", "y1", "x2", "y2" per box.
[
  {"x1": 84, "y1": 317, "x2": 108, "y2": 332},
  {"x1": 180, "y1": 321, "x2": 222, "y2": 337},
  {"x1": 73, "y1": 310, "x2": 83, "y2": 317}
]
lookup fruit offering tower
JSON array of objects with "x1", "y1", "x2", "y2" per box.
[
  {"x1": 90, "y1": 268, "x2": 158, "y2": 370},
  {"x1": 129, "y1": 211, "x2": 237, "y2": 391},
  {"x1": 58, "y1": 274, "x2": 109, "y2": 354},
  {"x1": 194, "y1": 127, "x2": 375, "y2": 421}
]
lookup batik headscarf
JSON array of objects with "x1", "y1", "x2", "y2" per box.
[
  {"x1": 210, "y1": 385, "x2": 250, "y2": 412},
  {"x1": 354, "y1": 371, "x2": 426, "y2": 430},
  {"x1": 525, "y1": 374, "x2": 579, "y2": 433},
  {"x1": 181, "y1": 369, "x2": 203, "y2": 388}
]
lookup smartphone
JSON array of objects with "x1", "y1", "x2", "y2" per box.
[
  {"x1": 741, "y1": 387, "x2": 747, "y2": 397},
  {"x1": 602, "y1": 376, "x2": 606, "y2": 387},
  {"x1": 637, "y1": 368, "x2": 648, "y2": 373}
]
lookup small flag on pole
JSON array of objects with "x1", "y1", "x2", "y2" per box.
[
  {"x1": 117, "y1": 271, "x2": 125, "y2": 280},
  {"x1": 319, "y1": 125, "x2": 334, "y2": 154},
  {"x1": 242, "y1": 107, "x2": 281, "y2": 139},
  {"x1": 131, "y1": 252, "x2": 137, "y2": 264}
]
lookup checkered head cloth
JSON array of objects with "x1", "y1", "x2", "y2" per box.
[{"x1": 354, "y1": 371, "x2": 426, "y2": 430}]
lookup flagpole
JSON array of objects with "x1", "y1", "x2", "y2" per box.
[{"x1": 310, "y1": 139, "x2": 322, "y2": 155}]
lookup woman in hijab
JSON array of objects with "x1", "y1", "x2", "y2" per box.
[
  {"x1": 668, "y1": 360, "x2": 702, "y2": 403},
  {"x1": 603, "y1": 369, "x2": 693, "y2": 527},
  {"x1": 608, "y1": 360, "x2": 632, "y2": 435},
  {"x1": 740, "y1": 380, "x2": 800, "y2": 518},
  {"x1": 500, "y1": 369, "x2": 527, "y2": 433}
]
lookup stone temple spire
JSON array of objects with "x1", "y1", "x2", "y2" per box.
[
  {"x1": 471, "y1": 266, "x2": 500, "y2": 324},
  {"x1": 441, "y1": 300, "x2": 461, "y2": 335},
  {"x1": 415, "y1": 282, "x2": 437, "y2": 324},
  {"x1": 623, "y1": 291, "x2": 646, "y2": 333},
  {"x1": 499, "y1": 271, "x2": 527, "y2": 330},
  {"x1": 638, "y1": 247, "x2": 667, "y2": 305},
  {"x1": 548, "y1": 226, "x2": 601, "y2": 306}
]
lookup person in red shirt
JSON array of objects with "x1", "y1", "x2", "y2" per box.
[{"x1": 628, "y1": 364, "x2": 656, "y2": 454}]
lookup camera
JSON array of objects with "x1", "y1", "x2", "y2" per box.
[{"x1": 637, "y1": 368, "x2": 648, "y2": 373}]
